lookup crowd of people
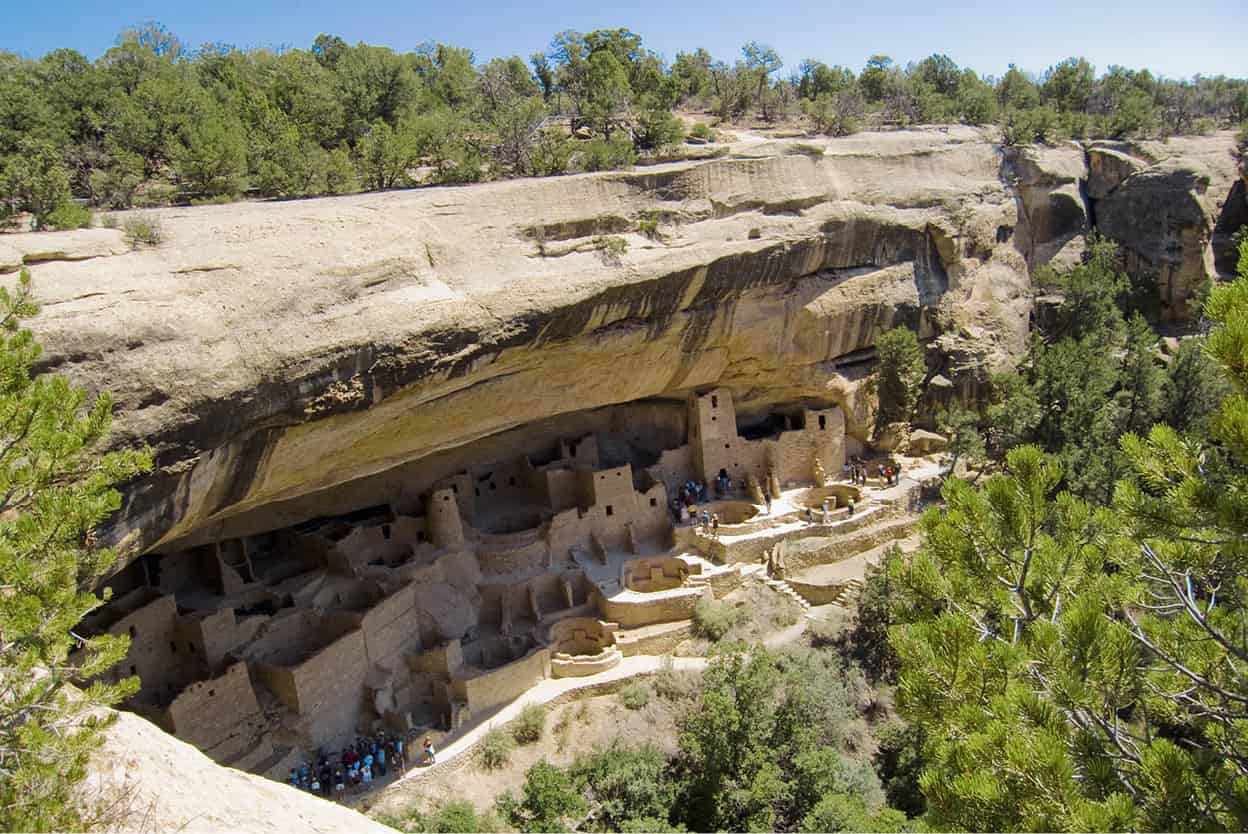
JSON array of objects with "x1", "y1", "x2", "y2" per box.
[
  {"x1": 285, "y1": 732, "x2": 438, "y2": 799},
  {"x1": 845, "y1": 457, "x2": 901, "y2": 486}
]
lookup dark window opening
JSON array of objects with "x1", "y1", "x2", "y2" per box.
[
  {"x1": 187, "y1": 642, "x2": 195, "y2": 653},
  {"x1": 450, "y1": 486, "x2": 457, "y2": 495},
  {"x1": 711, "y1": 395, "x2": 718, "y2": 408},
  {"x1": 129, "y1": 665, "x2": 137, "y2": 676},
  {"x1": 724, "y1": 443, "x2": 730, "y2": 449},
  {"x1": 605, "y1": 505, "x2": 614, "y2": 516},
  {"x1": 617, "y1": 471, "x2": 623, "y2": 477},
  {"x1": 819, "y1": 415, "x2": 826, "y2": 430},
  {"x1": 208, "y1": 689, "x2": 215, "y2": 697},
  {"x1": 474, "y1": 487, "x2": 480, "y2": 497},
  {"x1": 489, "y1": 481, "x2": 497, "y2": 491},
  {"x1": 650, "y1": 497, "x2": 658, "y2": 507},
  {"x1": 416, "y1": 531, "x2": 426, "y2": 542},
  {"x1": 128, "y1": 625, "x2": 136, "y2": 638},
  {"x1": 711, "y1": 416, "x2": 717, "y2": 422},
  {"x1": 569, "y1": 443, "x2": 577, "y2": 457},
  {"x1": 444, "y1": 494, "x2": 452, "y2": 501},
  {"x1": 508, "y1": 476, "x2": 517, "y2": 486},
  {"x1": 382, "y1": 525, "x2": 391, "y2": 540},
  {"x1": 170, "y1": 641, "x2": 177, "y2": 653}
]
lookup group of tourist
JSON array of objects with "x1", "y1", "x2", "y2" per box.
[
  {"x1": 845, "y1": 457, "x2": 901, "y2": 487},
  {"x1": 287, "y1": 731, "x2": 435, "y2": 799}
]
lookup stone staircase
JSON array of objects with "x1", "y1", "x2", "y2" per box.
[
  {"x1": 763, "y1": 577, "x2": 813, "y2": 615},
  {"x1": 829, "y1": 577, "x2": 865, "y2": 607}
]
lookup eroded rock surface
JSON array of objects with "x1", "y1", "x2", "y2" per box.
[{"x1": 9, "y1": 127, "x2": 1241, "y2": 557}]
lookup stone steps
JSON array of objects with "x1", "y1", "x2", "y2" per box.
[{"x1": 763, "y1": 577, "x2": 813, "y2": 614}]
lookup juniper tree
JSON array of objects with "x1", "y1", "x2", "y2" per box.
[
  {"x1": 0, "y1": 269, "x2": 151, "y2": 831},
  {"x1": 873, "y1": 326, "x2": 926, "y2": 437}
]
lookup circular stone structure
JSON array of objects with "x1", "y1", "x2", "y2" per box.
[
  {"x1": 696, "y1": 500, "x2": 759, "y2": 525},
  {"x1": 797, "y1": 484, "x2": 862, "y2": 510},
  {"x1": 546, "y1": 617, "x2": 621, "y2": 678},
  {"x1": 623, "y1": 556, "x2": 697, "y2": 592}
]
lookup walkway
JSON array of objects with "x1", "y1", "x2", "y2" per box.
[
  {"x1": 394, "y1": 609, "x2": 814, "y2": 785},
  {"x1": 394, "y1": 654, "x2": 708, "y2": 784}
]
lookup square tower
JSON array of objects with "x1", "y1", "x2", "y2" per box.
[{"x1": 688, "y1": 388, "x2": 738, "y2": 482}]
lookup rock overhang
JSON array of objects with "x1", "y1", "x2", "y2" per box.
[{"x1": 6, "y1": 126, "x2": 1240, "y2": 561}]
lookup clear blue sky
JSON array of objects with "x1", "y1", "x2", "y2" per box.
[{"x1": 4, "y1": 0, "x2": 1245, "y2": 80}]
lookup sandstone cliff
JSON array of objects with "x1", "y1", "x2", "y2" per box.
[
  {"x1": 1, "y1": 126, "x2": 1242, "y2": 560},
  {"x1": 81, "y1": 708, "x2": 394, "y2": 833}
]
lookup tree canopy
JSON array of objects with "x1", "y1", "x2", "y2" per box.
[{"x1": 0, "y1": 24, "x2": 1244, "y2": 222}]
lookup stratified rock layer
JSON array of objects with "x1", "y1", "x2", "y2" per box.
[{"x1": 7, "y1": 126, "x2": 1244, "y2": 558}]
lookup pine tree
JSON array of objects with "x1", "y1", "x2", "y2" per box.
[
  {"x1": 891, "y1": 243, "x2": 1248, "y2": 831},
  {"x1": 0, "y1": 269, "x2": 151, "y2": 831}
]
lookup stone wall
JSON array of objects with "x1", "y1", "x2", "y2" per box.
[
  {"x1": 598, "y1": 586, "x2": 711, "y2": 628},
  {"x1": 360, "y1": 584, "x2": 421, "y2": 669},
  {"x1": 452, "y1": 646, "x2": 551, "y2": 714},
  {"x1": 164, "y1": 662, "x2": 263, "y2": 761}
]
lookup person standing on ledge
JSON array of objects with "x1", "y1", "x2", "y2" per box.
[{"x1": 424, "y1": 736, "x2": 436, "y2": 765}]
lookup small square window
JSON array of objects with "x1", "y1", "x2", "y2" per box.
[
  {"x1": 508, "y1": 476, "x2": 517, "y2": 486},
  {"x1": 208, "y1": 689, "x2": 215, "y2": 697},
  {"x1": 129, "y1": 665, "x2": 137, "y2": 676},
  {"x1": 606, "y1": 505, "x2": 614, "y2": 516},
  {"x1": 819, "y1": 415, "x2": 827, "y2": 430},
  {"x1": 724, "y1": 443, "x2": 730, "y2": 449},
  {"x1": 170, "y1": 641, "x2": 178, "y2": 653},
  {"x1": 128, "y1": 625, "x2": 136, "y2": 638},
  {"x1": 649, "y1": 498, "x2": 657, "y2": 507},
  {"x1": 711, "y1": 395, "x2": 718, "y2": 408}
]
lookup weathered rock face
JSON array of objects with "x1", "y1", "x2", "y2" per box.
[
  {"x1": 1008, "y1": 132, "x2": 1246, "y2": 318},
  {"x1": 6, "y1": 127, "x2": 1242, "y2": 558}
]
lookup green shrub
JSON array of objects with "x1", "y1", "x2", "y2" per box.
[
  {"x1": 619, "y1": 682, "x2": 651, "y2": 710},
  {"x1": 479, "y1": 726, "x2": 514, "y2": 770},
  {"x1": 577, "y1": 133, "x2": 636, "y2": 172},
  {"x1": 633, "y1": 108, "x2": 685, "y2": 151},
  {"x1": 693, "y1": 597, "x2": 746, "y2": 641},
  {"x1": 512, "y1": 702, "x2": 547, "y2": 744},
  {"x1": 122, "y1": 216, "x2": 164, "y2": 247},
  {"x1": 594, "y1": 235, "x2": 628, "y2": 265},
  {"x1": 98, "y1": 213, "x2": 119, "y2": 229},
  {"x1": 45, "y1": 201, "x2": 91, "y2": 230},
  {"x1": 688, "y1": 122, "x2": 717, "y2": 142},
  {"x1": 638, "y1": 216, "x2": 660, "y2": 240}
]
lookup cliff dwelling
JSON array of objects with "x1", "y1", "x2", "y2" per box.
[{"x1": 79, "y1": 387, "x2": 856, "y2": 776}]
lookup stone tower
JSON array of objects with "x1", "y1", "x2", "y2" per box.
[
  {"x1": 427, "y1": 487, "x2": 465, "y2": 548},
  {"x1": 688, "y1": 388, "x2": 738, "y2": 483}
]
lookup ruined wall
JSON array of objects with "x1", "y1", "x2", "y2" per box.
[
  {"x1": 164, "y1": 662, "x2": 263, "y2": 760},
  {"x1": 452, "y1": 646, "x2": 551, "y2": 715},
  {"x1": 598, "y1": 586, "x2": 711, "y2": 628},
  {"x1": 360, "y1": 584, "x2": 421, "y2": 669}
]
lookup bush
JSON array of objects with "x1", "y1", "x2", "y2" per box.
[
  {"x1": 653, "y1": 659, "x2": 700, "y2": 702},
  {"x1": 479, "y1": 727, "x2": 514, "y2": 770},
  {"x1": 577, "y1": 133, "x2": 637, "y2": 172},
  {"x1": 688, "y1": 122, "x2": 717, "y2": 142},
  {"x1": 512, "y1": 703, "x2": 546, "y2": 745},
  {"x1": 692, "y1": 597, "x2": 746, "y2": 641},
  {"x1": 637, "y1": 211, "x2": 662, "y2": 240},
  {"x1": 633, "y1": 108, "x2": 685, "y2": 151},
  {"x1": 619, "y1": 682, "x2": 651, "y2": 710},
  {"x1": 45, "y1": 201, "x2": 91, "y2": 230},
  {"x1": 122, "y1": 215, "x2": 163, "y2": 247},
  {"x1": 594, "y1": 235, "x2": 629, "y2": 265}
]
